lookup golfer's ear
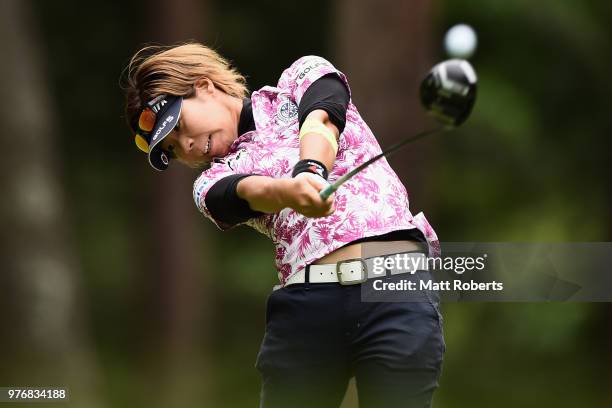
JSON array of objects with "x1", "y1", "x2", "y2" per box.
[{"x1": 195, "y1": 78, "x2": 214, "y2": 94}]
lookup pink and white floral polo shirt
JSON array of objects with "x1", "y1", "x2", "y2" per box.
[{"x1": 193, "y1": 56, "x2": 440, "y2": 285}]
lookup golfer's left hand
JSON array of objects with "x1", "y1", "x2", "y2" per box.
[{"x1": 285, "y1": 172, "x2": 335, "y2": 218}]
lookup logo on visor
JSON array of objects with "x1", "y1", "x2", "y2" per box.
[
  {"x1": 151, "y1": 99, "x2": 167, "y2": 114},
  {"x1": 153, "y1": 115, "x2": 175, "y2": 141},
  {"x1": 161, "y1": 152, "x2": 169, "y2": 165}
]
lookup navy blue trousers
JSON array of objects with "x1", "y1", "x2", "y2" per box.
[{"x1": 255, "y1": 273, "x2": 445, "y2": 408}]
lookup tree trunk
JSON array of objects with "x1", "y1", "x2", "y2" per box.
[
  {"x1": 140, "y1": 0, "x2": 214, "y2": 406},
  {"x1": 0, "y1": 1, "x2": 104, "y2": 406}
]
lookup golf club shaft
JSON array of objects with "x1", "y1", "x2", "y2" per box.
[{"x1": 319, "y1": 127, "x2": 448, "y2": 200}]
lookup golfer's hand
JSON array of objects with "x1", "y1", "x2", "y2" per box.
[{"x1": 284, "y1": 173, "x2": 335, "y2": 218}]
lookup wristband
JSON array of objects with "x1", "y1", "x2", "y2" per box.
[
  {"x1": 292, "y1": 159, "x2": 329, "y2": 180},
  {"x1": 299, "y1": 118, "x2": 339, "y2": 155}
]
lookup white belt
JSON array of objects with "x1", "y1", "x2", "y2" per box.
[{"x1": 280, "y1": 251, "x2": 429, "y2": 289}]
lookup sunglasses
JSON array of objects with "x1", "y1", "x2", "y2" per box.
[
  {"x1": 134, "y1": 107, "x2": 156, "y2": 153},
  {"x1": 133, "y1": 95, "x2": 177, "y2": 158}
]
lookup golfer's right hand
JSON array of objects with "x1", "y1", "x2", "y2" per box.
[{"x1": 283, "y1": 173, "x2": 335, "y2": 218}]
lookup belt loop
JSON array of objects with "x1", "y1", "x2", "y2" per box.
[{"x1": 305, "y1": 265, "x2": 311, "y2": 290}]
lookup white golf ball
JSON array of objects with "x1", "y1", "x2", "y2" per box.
[{"x1": 444, "y1": 24, "x2": 478, "y2": 59}]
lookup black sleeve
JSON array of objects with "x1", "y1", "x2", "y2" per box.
[
  {"x1": 205, "y1": 174, "x2": 264, "y2": 227},
  {"x1": 298, "y1": 73, "x2": 350, "y2": 133}
]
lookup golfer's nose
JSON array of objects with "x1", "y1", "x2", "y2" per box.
[{"x1": 180, "y1": 136, "x2": 194, "y2": 153}]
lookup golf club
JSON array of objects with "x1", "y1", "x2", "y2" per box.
[{"x1": 319, "y1": 58, "x2": 478, "y2": 200}]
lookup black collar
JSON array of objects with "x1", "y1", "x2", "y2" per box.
[{"x1": 237, "y1": 98, "x2": 255, "y2": 136}]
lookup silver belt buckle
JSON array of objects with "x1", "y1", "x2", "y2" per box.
[{"x1": 337, "y1": 259, "x2": 367, "y2": 285}]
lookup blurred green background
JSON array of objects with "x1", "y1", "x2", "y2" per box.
[{"x1": 1, "y1": 0, "x2": 611, "y2": 407}]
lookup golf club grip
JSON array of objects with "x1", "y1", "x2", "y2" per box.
[
  {"x1": 319, "y1": 127, "x2": 446, "y2": 200},
  {"x1": 319, "y1": 184, "x2": 337, "y2": 200}
]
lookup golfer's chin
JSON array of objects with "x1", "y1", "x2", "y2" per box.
[
  {"x1": 178, "y1": 156, "x2": 211, "y2": 170},
  {"x1": 179, "y1": 144, "x2": 233, "y2": 169}
]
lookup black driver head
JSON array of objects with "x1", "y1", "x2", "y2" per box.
[{"x1": 420, "y1": 59, "x2": 477, "y2": 126}]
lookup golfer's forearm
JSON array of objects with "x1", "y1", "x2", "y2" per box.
[
  {"x1": 299, "y1": 109, "x2": 339, "y2": 172},
  {"x1": 236, "y1": 176, "x2": 290, "y2": 214}
]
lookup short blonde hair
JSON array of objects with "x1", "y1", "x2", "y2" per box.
[{"x1": 122, "y1": 42, "x2": 248, "y2": 132}]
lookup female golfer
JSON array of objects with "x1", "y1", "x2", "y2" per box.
[{"x1": 124, "y1": 42, "x2": 444, "y2": 408}]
